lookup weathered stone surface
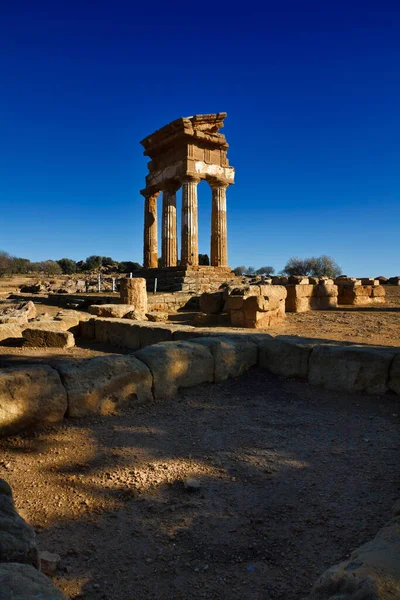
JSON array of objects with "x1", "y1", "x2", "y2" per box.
[
  {"x1": 139, "y1": 324, "x2": 176, "y2": 349},
  {"x1": 80, "y1": 317, "x2": 96, "y2": 339},
  {"x1": 22, "y1": 327, "x2": 75, "y2": 348},
  {"x1": 388, "y1": 353, "x2": 400, "y2": 395},
  {"x1": 0, "y1": 479, "x2": 38, "y2": 567},
  {"x1": 0, "y1": 301, "x2": 36, "y2": 325},
  {"x1": 258, "y1": 335, "x2": 313, "y2": 378},
  {"x1": 0, "y1": 563, "x2": 67, "y2": 600},
  {"x1": 135, "y1": 341, "x2": 214, "y2": 399},
  {"x1": 0, "y1": 324, "x2": 22, "y2": 345},
  {"x1": 125, "y1": 309, "x2": 148, "y2": 321},
  {"x1": 0, "y1": 366, "x2": 67, "y2": 435},
  {"x1": 94, "y1": 318, "x2": 141, "y2": 349},
  {"x1": 120, "y1": 278, "x2": 148, "y2": 312},
  {"x1": 308, "y1": 345, "x2": 395, "y2": 394},
  {"x1": 191, "y1": 336, "x2": 258, "y2": 382},
  {"x1": 56, "y1": 356, "x2": 153, "y2": 417},
  {"x1": 88, "y1": 304, "x2": 135, "y2": 318},
  {"x1": 146, "y1": 312, "x2": 168, "y2": 322},
  {"x1": 199, "y1": 291, "x2": 224, "y2": 314},
  {"x1": 307, "y1": 516, "x2": 400, "y2": 600}
]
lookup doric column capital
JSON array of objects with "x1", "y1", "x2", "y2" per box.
[
  {"x1": 181, "y1": 175, "x2": 201, "y2": 185},
  {"x1": 141, "y1": 189, "x2": 160, "y2": 200},
  {"x1": 208, "y1": 178, "x2": 230, "y2": 190}
]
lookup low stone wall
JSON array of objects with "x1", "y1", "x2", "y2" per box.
[
  {"x1": 9, "y1": 292, "x2": 199, "y2": 313},
  {"x1": 336, "y1": 278, "x2": 386, "y2": 305},
  {"x1": 306, "y1": 503, "x2": 400, "y2": 600},
  {"x1": 0, "y1": 479, "x2": 67, "y2": 598},
  {"x1": 1, "y1": 321, "x2": 400, "y2": 437}
]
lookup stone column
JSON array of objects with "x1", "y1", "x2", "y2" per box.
[
  {"x1": 120, "y1": 278, "x2": 148, "y2": 313},
  {"x1": 143, "y1": 191, "x2": 159, "y2": 269},
  {"x1": 161, "y1": 183, "x2": 179, "y2": 267},
  {"x1": 181, "y1": 176, "x2": 200, "y2": 266},
  {"x1": 210, "y1": 182, "x2": 228, "y2": 266}
]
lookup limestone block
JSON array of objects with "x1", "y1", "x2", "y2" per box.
[
  {"x1": 56, "y1": 356, "x2": 153, "y2": 417},
  {"x1": 146, "y1": 312, "x2": 168, "y2": 322},
  {"x1": 389, "y1": 354, "x2": 400, "y2": 395},
  {"x1": 88, "y1": 304, "x2": 136, "y2": 318},
  {"x1": 135, "y1": 341, "x2": 214, "y2": 399},
  {"x1": 0, "y1": 563, "x2": 67, "y2": 600},
  {"x1": 0, "y1": 324, "x2": 22, "y2": 344},
  {"x1": 310, "y1": 297, "x2": 338, "y2": 310},
  {"x1": 80, "y1": 317, "x2": 96, "y2": 339},
  {"x1": 372, "y1": 285, "x2": 386, "y2": 298},
  {"x1": 120, "y1": 278, "x2": 148, "y2": 312},
  {"x1": 199, "y1": 291, "x2": 224, "y2": 314},
  {"x1": 225, "y1": 296, "x2": 244, "y2": 311},
  {"x1": 0, "y1": 315, "x2": 28, "y2": 326},
  {"x1": 22, "y1": 327, "x2": 75, "y2": 348},
  {"x1": 124, "y1": 310, "x2": 147, "y2": 320},
  {"x1": 272, "y1": 276, "x2": 288, "y2": 285},
  {"x1": 308, "y1": 345, "x2": 395, "y2": 394},
  {"x1": 0, "y1": 366, "x2": 67, "y2": 435},
  {"x1": 258, "y1": 335, "x2": 313, "y2": 378},
  {"x1": 0, "y1": 479, "x2": 38, "y2": 567},
  {"x1": 289, "y1": 284, "x2": 314, "y2": 298},
  {"x1": 94, "y1": 318, "x2": 141, "y2": 349},
  {"x1": 315, "y1": 284, "x2": 338, "y2": 298},
  {"x1": 191, "y1": 336, "x2": 258, "y2": 382},
  {"x1": 230, "y1": 309, "x2": 246, "y2": 327},
  {"x1": 307, "y1": 516, "x2": 400, "y2": 600},
  {"x1": 361, "y1": 278, "x2": 377, "y2": 285},
  {"x1": 286, "y1": 297, "x2": 311, "y2": 313},
  {"x1": 139, "y1": 323, "x2": 175, "y2": 348}
]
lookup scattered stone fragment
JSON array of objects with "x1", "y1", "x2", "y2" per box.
[
  {"x1": 184, "y1": 478, "x2": 201, "y2": 492},
  {"x1": 39, "y1": 550, "x2": 61, "y2": 576}
]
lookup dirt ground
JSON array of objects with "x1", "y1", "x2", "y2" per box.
[{"x1": 1, "y1": 370, "x2": 399, "y2": 600}]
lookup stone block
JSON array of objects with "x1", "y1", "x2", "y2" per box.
[
  {"x1": 315, "y1": 284, "x2": 338, "y2": 298},
  {"x1": 88, "y1": 304, "x2": 135, "y2": 318},
  {"x1": 286, "y1": 297, "x2": 310, "y2": 313},
  {"x1": 310, "y1": 297, "x2": 338, "y2": 310},
  {"x1": 139, "y1": 323, "x2": 175, "y2": 348},
  {"x1": 308, "y1": 515, "x2": 400, "y2": 600},
  {"x1": 135, "y1": 341, "x2": 214, "y2": 399},
  {"x1": 258, "y1": 335, "x2": 313, "y2": 377},
  {"x1": 288, "y1": 276, "x2": 309, "y2": 284},
  {"x1": 56, "y1": 356, "x2": 153, "y2": 417},
  {"x1": 0, "y1": 479, "x2": 38, "y2": 567},
  {"x1": 191, "y1": 336, "x2": 258, "y2": 382},
  {"x1": 372, "y1": 285, "x2": 386, "y2": 298},
  {"x1": 0, "y1": 324, "x2": 22, "y2": 345},
  {"x1": 0, "y1": 365, "x2": 67, "y2": 435},
  {"x1": 225, "y1": 296, "x2": 244, "y2": 311},
  {"x1": 308, "y1": 345, "x2": 395, "y2": 394},
  {"x1": 94, "y1": 318, "x2": 141, "y2": 349},
  {"x1": 0, "y1": 563, "x2": 67, "y2": 600},
  {"x1": 230, "y1": 309, "x2": 246, "y2": 327},
  {"x1": 120, "y1": 278, "x2": 148, "y2": 312},
  {"x1": 199, "y1": 291, "x2": 224, "y2": 314},
  {"x1": 22, "y1": 327, "x2": 74, "y2": 348},
  {"x1": 80, "y1": 317, "x2": 96, "y2": 339}
]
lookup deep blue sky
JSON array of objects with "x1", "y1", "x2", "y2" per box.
[{"x1": 1, "y1": 1, "x2": 399, "y2": 276}]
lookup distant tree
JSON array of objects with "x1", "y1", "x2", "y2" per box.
[
  {"x1": 101, "y1": 256, "x2": 115, "y2": 267},
  {"x1": 10, "y1": 257, "x2": 31, "y2": 274},
  {"x1": 29, "y1": 262, "x2": 41, "y2": 272},
  {"x1": 246, "y1": 266, "x2": 256, "y2": 275},
  {"x1": 283, "y1": 255, "x2": 342, "y2": 278},
  {"x1": 76, "y1": 260, "x2": 86, "y2": 272},
  {"x1": 40, "y1": 260, "x2": 62, "y2": 275},
  {"x1": 310, "y1": 255, "x2": 342, "y2": 278},
  {"x1": 198, "y1": 253, "x2": 210, "y2": 266},
  {"x1": 57, "y1": 258, "x2": 77, "y2": 275},
  {"x1": 84, "y1": 255, "x2": 102, "y2": 271},
  {"x1": 256, "y1": 265, "x2": 275, "y2": 276},
  {"x1": 118, "y1": 261, "x2": 142, "y2": 273},
  {"x1": 0, "y1": 251, "x2": 11, "y2": 277},
  {"x1": 233, "y1": 265, "x2": 246, "y2": 276}
]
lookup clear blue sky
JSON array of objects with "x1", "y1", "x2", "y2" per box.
[{"x1": 1, "y1": 0, "x2": 399, "y2": 276}]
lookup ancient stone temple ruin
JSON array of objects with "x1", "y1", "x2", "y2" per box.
[{"x1": 138, "y1": 113, "x2": 237, "y2": 292}]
